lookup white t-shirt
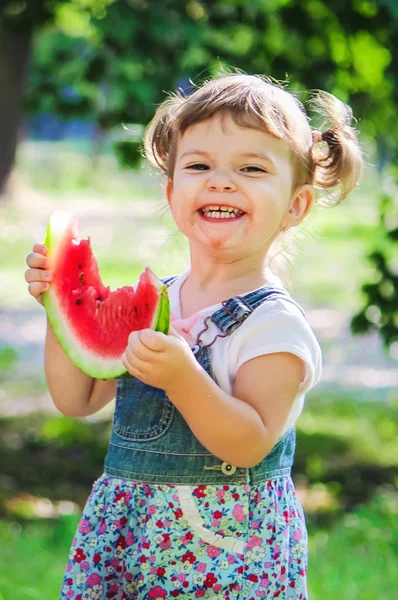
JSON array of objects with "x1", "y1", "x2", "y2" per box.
[{"x1": 168, "y1": 270, "x2": 322, "y2": 437}]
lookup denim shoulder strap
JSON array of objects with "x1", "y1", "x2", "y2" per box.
[
  {"x1": 210, "y1": 286, "x2": 307, "y2": 335},
  {"x1": 161, "y1": 275, "x2": 180, "y2": 286}
]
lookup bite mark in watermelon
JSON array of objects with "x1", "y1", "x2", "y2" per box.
[{"x1": 42, "y1": 210, "x2": 170, "y2": 379}]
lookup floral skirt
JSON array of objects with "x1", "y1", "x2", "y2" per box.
[{"x1": 60, "y1": 473, "x2": 308, "y2": 599}]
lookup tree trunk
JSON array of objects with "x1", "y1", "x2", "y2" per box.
[{"x1": 0, "y1": 24, "x2": 32, "y2": 196}]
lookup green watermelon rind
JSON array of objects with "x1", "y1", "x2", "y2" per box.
[{"x1": 42, "y1": 211, "x2": 170, "y2": 380}]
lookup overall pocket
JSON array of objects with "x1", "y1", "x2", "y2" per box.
[{"x1": 113, "y1": 377, "x2": 175, "y2": 441}]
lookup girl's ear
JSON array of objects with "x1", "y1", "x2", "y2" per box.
[
  {"x1": 165, "y1": 178, "x2": 173, "y2": 206},
  {"x1": 286, "y1": 184, "x2": 314, "y2": 226}
]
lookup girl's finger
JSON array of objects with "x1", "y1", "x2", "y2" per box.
[
  {"x1": 139, "y1": 329, "x2": 166, "y2": 351},
  {"x1": 124, "y1": 346, "x2": 152, "y2": 369},
  {"x1": 26, "y1": 251, "x2": 50, "y2": 269},
  {"x1": 25, "y1": 268, "x2": 53, "y2": 284},
  {"x1": 28, "y1": 282, "x2": 48, "y2": 303},
  {"x1": 121, "y1": 352, "x2": 146, "y2": 381},
  {"x1": 33, "y1": 242, "x2": 48, "y2": 255},
  {"x1": 126, "y1": 337, "x2": 155, "y2": 362}
]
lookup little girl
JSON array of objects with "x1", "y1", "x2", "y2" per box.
[{"x1": 25, "y1": 73, "x2": 362, "y2": 599}]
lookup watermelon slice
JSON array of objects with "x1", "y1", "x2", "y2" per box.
[{"x1": 42, "y1": 210, "x2": 170, "y2": 379}]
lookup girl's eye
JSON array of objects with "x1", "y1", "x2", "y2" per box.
[
  {"x1": 241, "y1": 166, "x2": 266, "y2": 173},
  {"x1": 186, "y1": 163, "x2": 209, "y2": 170}
]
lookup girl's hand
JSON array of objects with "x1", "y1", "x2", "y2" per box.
[
  {"x1": 121, "y1": 325, "x2": 199, "y2": 394},
  {"x1": 25, "y1": 243, "x2": 53, "y2": 306}
]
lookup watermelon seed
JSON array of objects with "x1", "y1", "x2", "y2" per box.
[
  {"x1": 145, "y1": 303, "x2": 149, "y2": 310},
  {"x1": 79, "y1": 272, "x2": 85, "y2": 285},
  {"x1": 96, "y1": 296, "x2": 103, "y2": 302},
  {"x1": 75, "y1": 298, "x2": 82, "y2": 306},
  {"x1": 78, "y1": 264, "x2": 83, "y2": 269},
  {"x1": 134, "y1": 307, "x2": 138, "y2": 313}
]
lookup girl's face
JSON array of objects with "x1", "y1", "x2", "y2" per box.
[{"x1": 165, "y1": 113, "x2": 311, "y2": 259}]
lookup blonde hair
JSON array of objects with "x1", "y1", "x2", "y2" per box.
[{"x1": 144, "y1": 72, "x2": 363, "y2": 286}]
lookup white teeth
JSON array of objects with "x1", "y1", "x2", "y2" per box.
[
  {"x1": 205, "y1": 210, "x2": 239, "y2": 219},
  {"x1": 201, "y1": 205, "x2": 243, "y2": 218}
]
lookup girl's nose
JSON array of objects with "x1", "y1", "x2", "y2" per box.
[{"x1": 206, "y1": 172, "x2": 237, "y2": 192}]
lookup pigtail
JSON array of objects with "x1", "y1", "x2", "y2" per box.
[
  {"x1": 309, "y1": 91, "x2": 363, "y2": 206},
  {"x1": 143, "y1": 92, "x2": 185, "y2": 175}
]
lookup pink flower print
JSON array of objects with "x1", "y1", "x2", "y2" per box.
[
  {"x1": 126, "y1": 531, "x2": 134, "y2": 546},
  {"x1": 277, "y1": 488, "x2": 283, "y2": 498},
  {"x1": 247, "y1": 535, "x2": 262, "y2": 549},
  {"x1": 211, "y1": 519, "x2": 221, "y2": 527},
  {"x1": 65, "y1": 591, "x2": 74, "y2": 598},
  {"x1": 147, "y1": 505, "x2": 157, "y2": 515},
  {"x1": 232, "y1": 504, "x2": 246, "y2": 523},
  {"x1": 66, "y1": 563, "x2": 72, "y2": 572},
  {"x1": 260, "y1": 576, "x2": 270, "y2": 588},
  {"x1": 98, "y1": 518, "x2": 107, "y2": 534},
  {"x1": 251, "y1": 520, "x2": 260, "y2": 529},
  {"x1": 177, "y1": 573, "x2": 187, "y2": 583},
  {"x1": 150, "y1": 567, "x2": 157, "y2": 574},
  {"x1": 216, "y1": 489, "x2": 225, "y2": 500},
  {"x1": 213, "y1": 584, "x2": 222, "y2": 593},
  {"x1": 293, "y1": 529, "x2": 304, "y2": 542},
  {"x1": 87, "y1": 574, "x2": 102, "y2": 586},
  {"x1": 159, "y1": 534, "x2": 171, "y2": 550},
  {"x1": 264, "y1": 562, "x2": 272, "y2": 568},
  {"x1": 148, "y1": 585, "x2": 167, "y2": 598},
  {"x1": 163, "y1": 520, "x2": 171, "y2": 527},
  {"x1": 149, "y1": 555, "x2": 156, "y2": 562},
  {"x1": 78, "y1": 520, "x2": 91, "y2": 534},
  {"x1": 227, "y1": 554, "x2": 236, "y2": 564},
  {"x1": 181, "y1": 531, "x2": 194, "y2": 545},
  {"x1": 207, "y1": 545, "x2": 221, "y2": 559},
  {"x1": 283, "y1": 510, "x2": 290, "y2": 524},
  {"x1": 195, "y1": 591, "x2": 206, "y2": 598},
  {"x1": 255, "y1": 591, "x2": 265, "y2": 597},
  {"x1": 115, "y1": 490, "x2": 131, "y2": 505},
  {"x1": 196, "y1": 562, "x2": 207, "y2": 572},
  {"x1": 80, "y1": 561, "x2": 89, "y2": 571}
]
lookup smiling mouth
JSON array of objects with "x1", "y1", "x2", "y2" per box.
[{"x1": 198, "y1": 206, "x2": 245, "y2": 220}]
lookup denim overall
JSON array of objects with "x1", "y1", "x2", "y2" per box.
[
  {"x1": 61, "y1": 277, "x2": 311, "y2": 600},
  {"x1": 104, "y1": 276, "x2": 307, "y2": 486}
]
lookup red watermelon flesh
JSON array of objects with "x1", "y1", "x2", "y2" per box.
[{"x1": 43, "y1": 211, "x2": 170, "y2": 379}]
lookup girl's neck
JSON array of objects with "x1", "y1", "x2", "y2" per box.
[{"x1": 179, "y1": 258, "x2": 276, "y2": 319}]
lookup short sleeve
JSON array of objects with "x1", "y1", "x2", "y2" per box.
[{"x1": 232, "y1": 298, "x2": 322, "y2": 397}]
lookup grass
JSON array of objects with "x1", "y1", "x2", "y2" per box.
[
  {"x1": 0, "y1": 490, "x2": 396, "y2": 600},
  {"x1": 307, "y1": 491, "x2": 398, "y2": 600},
  {"x1": 0, "y1": 516, "x2": 77, "y2": 600}
]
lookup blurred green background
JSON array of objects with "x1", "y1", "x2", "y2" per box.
[{"x1": 0, "y1": 1, "x2": 397, "y2": 599}]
